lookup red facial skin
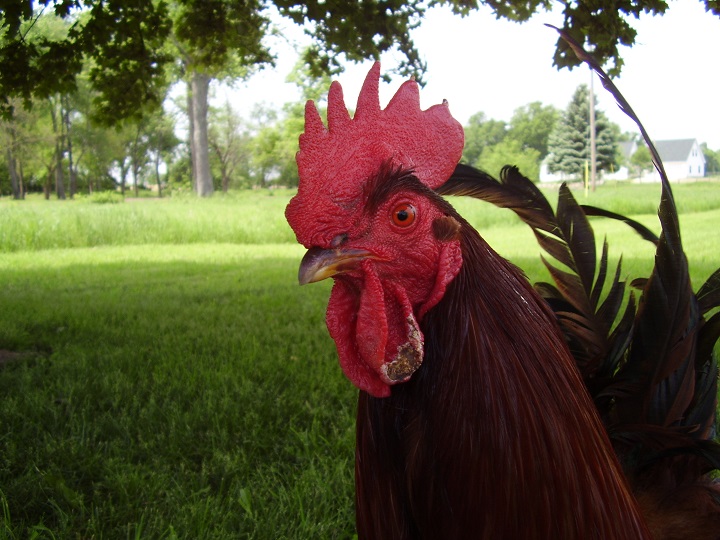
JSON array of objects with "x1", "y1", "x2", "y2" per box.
[{"x1": 318, "y1": 187, "x2": 462, "y2": 397}]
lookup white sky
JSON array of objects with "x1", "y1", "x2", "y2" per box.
[{"x1": 218, "y1": 2, "x2": 720, "y2": 150}]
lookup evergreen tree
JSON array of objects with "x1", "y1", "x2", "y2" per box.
[{"x1": 546, "y1": 84, "x2": 618, "y2": 179}]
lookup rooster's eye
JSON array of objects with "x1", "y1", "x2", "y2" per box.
[{"x1": 391, "y1": 203, "x2": 416, "y2": 228}]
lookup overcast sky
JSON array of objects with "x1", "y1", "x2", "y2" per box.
[{"x1": 219, "y1": 2, "x2": 720, "y2": 150}]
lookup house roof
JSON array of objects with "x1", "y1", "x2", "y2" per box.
[{"x1": 653, "y1": 139, "x2": 698, "y2": 162}]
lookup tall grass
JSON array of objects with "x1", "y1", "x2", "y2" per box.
[
  {"x1": 0, "y1": 191, "x2": 297, "y2": 252},
  {"x1": 3, "y1": 182, "x2": 720, "y2": 253},
  {"x1": 1, "y1": 181, "x2": 719, "y2": 538}
]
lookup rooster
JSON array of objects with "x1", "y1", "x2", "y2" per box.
[{"x1": 285, "y1": 38, "x2": 720, "y2": 538}]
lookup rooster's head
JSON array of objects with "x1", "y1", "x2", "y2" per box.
[{"x1": 285, "y1": 63, "x2": 465, "y2": 397}]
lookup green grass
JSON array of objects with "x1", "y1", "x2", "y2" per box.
[
  {"x1": 1, "y1": 244, "x2": 356, "y2": 539},
  {"x1": 0, "y1": 191, "x2": 297, "y2": 252},
  {"x1": 1, "y1": 181, "x2": 719, "y2": 538}
]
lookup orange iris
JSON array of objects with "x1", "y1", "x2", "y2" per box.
[{"x1": 391, "y1": 203, "x2": 416, "y2": 227}]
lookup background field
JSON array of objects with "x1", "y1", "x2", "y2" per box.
[{"x1": 1, "y1": 181, "x2": 719, "y2": 539}]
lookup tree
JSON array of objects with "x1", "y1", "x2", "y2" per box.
[
  {"x1": 629, "y1": 143, "x2": 652, "y2": 179},
  {"x1": 80, "y1": 122, "x2": 127, "y2": 193},
  {"x1": 0, "y1": 2, "x2": 170, "y2": 120},
  {"x1": 506, "y1": 102, "x2": 559, "y2": 160},
  {"x1": 3, "y1": 1, "x2": 718, "y2": 198},
  {"x1": 249, "y1": 58, "x2": 332, "y2": 188},
  {"x1": 145, "y1": 110, "x2": 180, "y2": 197},
  {"x1": 0, "y1": 97, "x2": 37, "y2": 198},
  {"x1": 462, "y1": 112, "x2": 507, "y2": 166},
  {"x1": 476, "y1": 138, "x2": 541, "y2": 180},
  {"x1": 251, "y1": 105, "x2": 305, "y2": 187},
  {"x1": 208, "y1": 100, "x2": 252, "y2": 192},
  {"x1": 3, "y1": 1, "x2": 718, "y2": 200},
  {"x1": 2, "y1": 118, "x2": 23, "y2": 198},
  {"x1": 169, "y1": 1, "x2": 273, "y2": 197},
  {"x1": 69, "y1": 73, "x2": 112, "y2": 194},
  {"x1": 1, "y1": 1, "x2": 441, "y2": 198},
  {"x1": 461, "y1": 103, "x2": 557, "y2": 179},
  {"x1": 546, "y1": 84, "x2": 618, "y2": 180},
  {"x1": 546, "y1": 1, "x2": 720, "y2": 76},
  {"x1": 702, "y1": 143, "x2": 720, "y2": 176}
]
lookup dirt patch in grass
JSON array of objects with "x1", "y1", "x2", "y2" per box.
[{"x1": 0, "y1": 349, "x2": 38, "y2": 367}]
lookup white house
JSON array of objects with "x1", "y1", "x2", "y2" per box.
[
  {"x1": 643, "y1": 139, "x2": 706, "y2": 181},
  {"x1": 539, "y1": 138, "x2": 706, "y2": 183}
]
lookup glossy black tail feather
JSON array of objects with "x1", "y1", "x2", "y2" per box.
[
  {"x1": 439, "y1": 27, "x2": 720, "y2": 505},
  {"x1": 549, "y1": 25, "x2": 718, "y2": 452}
]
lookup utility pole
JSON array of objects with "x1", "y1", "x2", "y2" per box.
[{"x1": 589, "y1": 68, "x2": 597, "y2": 192}]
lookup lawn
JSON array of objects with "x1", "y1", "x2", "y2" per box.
[{"x1": 1, "y1": 182, "x2": 719, "y2": 539}]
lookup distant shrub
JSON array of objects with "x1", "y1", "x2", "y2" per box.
[{"x1": 84, "y1": 192, "x2": 125, "y2": 204}]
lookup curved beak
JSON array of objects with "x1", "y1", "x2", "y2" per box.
[{"x1": 298, "y1": 247, "x2": 375, "y2": 285}]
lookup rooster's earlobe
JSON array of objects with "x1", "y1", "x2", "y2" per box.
[{"x1": 432, "y1": 215, "x2": 461, "y2": 242}]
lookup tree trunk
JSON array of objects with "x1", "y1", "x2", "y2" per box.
[
  {"x1": 132, "y1": 165, "x2": 139, "y2": 197},
  {"x1": 130, "y1": 128, "x2": 142, "y2": 198},
  {"x1": 17, "y1": 160, "x2": 25, "y2": 199},
  {"x1": 210, "y1": 140, "x2": 230, "y2": 193},
  {"x1": 68, "y1": 143, "x2": 77, "y2": 197},
  {"x1": 189, "y1": 71, "x2": 213, "y2": 197},
  {"x1": 6, "y1": 147, "x2": 22, "y2": 200},
  {"x1": 44, "y1": 164, "x2": 53, "y2": 200},
  {"x1": 187, "y1": 85, "x2": 196, "y2": 193},
  {"x1": 63, "y1": 96, "x2": 77, "y2": 198},
  {"x1": 119, "y1": 160, "x2": 127, "y2": 196},
  {"x1": 49, "y1": 96, "x2": 66, "y2": 200},
  {"x1": 55, "y1": 141, "x2": 66, "y2": 200},
  {"x1": 220, "y1": 155, "x2": 230, "y2": 192},
  {"x1": 154, "y1": 153, "x2": 163, "y2": 198}
]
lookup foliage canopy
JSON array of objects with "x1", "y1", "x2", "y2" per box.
[{"x1": 2, "y1": 0, "x2": 719, "y2": 122}]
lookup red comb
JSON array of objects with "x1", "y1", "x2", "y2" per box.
[{"x1": 286, "y1": 62, "x2": 464, "y2": 248}]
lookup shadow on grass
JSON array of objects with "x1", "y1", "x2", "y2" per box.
[{"x1": 0, "y1": 250, "x2": 356, "y2": 539}]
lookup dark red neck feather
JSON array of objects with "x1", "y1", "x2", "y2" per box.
[{"x1": 355, "y1": 215, "x2": 652, "y2": 539}]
